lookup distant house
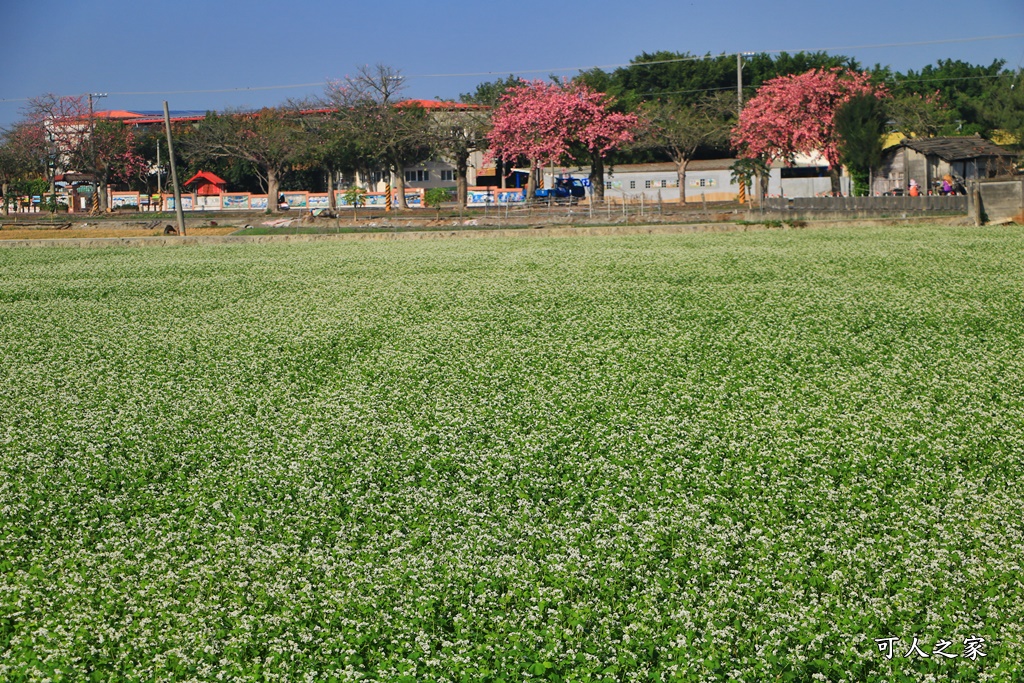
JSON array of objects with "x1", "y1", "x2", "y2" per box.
[
  {"x1": 874, "y1": 136, "x2": 1017, "y2": 196},
  {"x1": 547, "y1": 157, "x2": 849, "y2": 203},
  {"x1": 184, "y1": 170, "x2": 228, "y2": 196}
]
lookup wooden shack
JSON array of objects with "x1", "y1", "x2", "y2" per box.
[{"x1": 873, "y1": 136, "x2": 1016, "y2": 196}]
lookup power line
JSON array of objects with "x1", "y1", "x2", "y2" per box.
[
  {"x1": 0, "y1": 82, "x2": 327, "y2": 104},
  {"x1": 762, "y1": 33, "x2": 1024, "y2": 58},
  {"x1": 409, "y1": 33, "x2": 1024, "y2": 79},
  {"x1": 0, "y1": 33, "x2": 1021, "y2": 106}
]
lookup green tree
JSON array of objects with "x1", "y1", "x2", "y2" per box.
[
  {"x1": 884, "y1": 91, "x2": 955, "y2": 138},
  {"x1": 324, "y1": 64, "x2": 432, "y2": 210},
  {"x1": 634, "y1": 94, "x2": 733, "y2": 202},
  {"x1": 835, "y1": 93, "x2": 887, "y2": 196},
  {"x1": 982, "y1": 69, "x2": 1024, "y2": 150},
  {"x1": 577, "y1": 50, "x2": 860, "y2": 112},
  {"x1": 730, "y1": 156, "x2": 770, "y2": 203},
  {"x1": 183, "y1": 107, "x2": 306, "y2": 213},
  {"x1": 295, "y1": 107, "x2": 361, "y2": 211},
  {"x1": 460, "y1": 75, "x2": 524, "y2": 106},
  {"x1": 342, "y1": 185, "x2": 367, "y2": 219},
  {"x1": 0, "y1": 122, "x2": 47, "y2": 214},
  {"x1": 423, "y1": 187, "x2": 451, "y2": 218},
  {"x1": 884, "y1": 59, "x2": 1009, "y2": 136},
  {"x1": 429, "y1": 105, "x2": 490, "y2": 207}
]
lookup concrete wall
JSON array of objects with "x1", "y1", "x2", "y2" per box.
[
  {"x1": 769, "y1": 175, "x2": 850, "y2": 198},
  {"x1": 969, "y1": 178, "x2": 1024, "y2": 223},
  {"x1": 764, "y1": 195, "x2": 967, "y2": 214},
  {"x1": 906, "y1": 149, "x2": 930, "y2": 193}
]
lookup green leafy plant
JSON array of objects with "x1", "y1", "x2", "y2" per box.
[
  {"x1": 343, "y1": 185, "x2": 367, "y2": 219},
  {"x1": 423, "y1": 187, "x2": 452, "y2": 219}
]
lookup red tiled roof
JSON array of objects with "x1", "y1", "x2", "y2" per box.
[
  {"x1": 396, "y1": 99, "x2": 487, "y2": 110},
  {"x1": 94, "y1": 110, "x2": 146, "y2": 119},
  {"x1": 184, "y1": 170, "x2": 227, "y2": 186},
  {"x1": 128, "y1": 114, "x2": 207, "y2": 125},
  {"x1": 102, "y1": 100, "x2": 486, "y2": 128}
]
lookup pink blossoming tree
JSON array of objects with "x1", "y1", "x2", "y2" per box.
[
  {"x1": 486, "y1": 80, "x2": 638, "y2": 201},
  {"x1": 731, "y1": 68, "x2": 883, "y2": 194}
]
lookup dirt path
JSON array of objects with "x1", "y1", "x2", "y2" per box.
[{"x1": 0, "y1": 226, "x2": 238, "y2": 240}]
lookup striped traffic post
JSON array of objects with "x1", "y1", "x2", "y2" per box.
[{"x1": 385, "y1": 184, "x2": 392, "y2": 212}]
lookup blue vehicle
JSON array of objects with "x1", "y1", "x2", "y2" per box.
[{"x1": 533, "y1": 176, "x2": 586, "y2": 203}]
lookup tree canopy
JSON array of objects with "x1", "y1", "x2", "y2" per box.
[
  {"x1": 183, "y1": 107, "x2": 306, "y2": 213},
  {"x1": 486, "y1": 79, "x2": 637, "y2": 199},
  {"x1": 731, "y1": 68, "x2": 881, "y2": 167},
  {"x1": 834, "y1": 93, "x2": 887, "y2": 195},
  {"x1": 322, "y1": 64, "x2": 433, "y2": 209}
]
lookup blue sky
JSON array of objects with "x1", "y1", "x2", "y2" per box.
[{"x1": 2, "y1": 0, "x2": 1022, "y2": 128}]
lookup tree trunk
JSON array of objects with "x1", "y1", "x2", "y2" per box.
[
  {"x1": 1, "y1": 182, "x2": 7, "y2": 215},
  {"x1": 267, "y1": 167, "x2": 280, "y2": 214},
  {"x1": 677, "y1": 158, "x2": 690, "y2": 204},
  {"x1": 98, "y1": 174, "x2": 109, "y2": 212},
  {"x1": 456, "y1": 153, "x2": 469, "y2": 207},
  {"x1": 589, "y1": 154, "x2": 605, "y2": 202},
  {"x1": 829, "y1": 166, "x2": 842, "y2": 195},
  {"x1": 395, "y1": 165, "x2": 408, "y2": 209},
  {"x1": 525, "y1": 161, "x2": 537, "y2": 200},
  {"x1": 327, "y1": 170, "x2": 337, "y2": 211}
]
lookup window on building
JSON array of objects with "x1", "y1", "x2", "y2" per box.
[
  {"x1": 780, "y1": 166, "x2": 828, "y2": 178},
  {"x1": 440, "y1": 170, "x2": 456, "y2": 182},
  {"x1": 660, "y1": 179, "x2": 667, "y2": 188},
  {"x1": 404, "y1": 170, "x2": 430, "y2": 182},
  {"x1": 629, "y1": 180, "x2": 636, "y2": 189},
  {"x1": 644, "y1": 180, "x2": 652, "y2": 189},
  {"x1": 605, "y1": 182, "x2": 612, "y2": 190}
]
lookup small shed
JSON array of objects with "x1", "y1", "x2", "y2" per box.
[
  {"x1": 874, "y1": 136, "x2": 1016, "y2": 196},
  {"x1": 184, "y1": 170, "x2": 228, "y2": 196}
]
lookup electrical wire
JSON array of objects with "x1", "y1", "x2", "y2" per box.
[{"x1": 0, "y1": 33, "x2": 1021, "y2": 105}]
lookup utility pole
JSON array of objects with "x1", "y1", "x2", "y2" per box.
[
  {"x1": 156, "y1": 139, "x2": 162, "y2": 195},
  {"x1": 736, "y1": 53, "x2": 756, "y2": 207},
  {"x1": 736, "y1": 55, "x2": 745, "y2": 205},
  {"x1": 736, "y1": 52, "x2": 754, "y2": 113},
  {"x1": 737, "y1": 53, "x2": 743, "y2": 115},
  {"x1": 88, "y1": 92, "x2": 107, "y2": 214},
  {"x1": 162, "y1": 101, "x2": 186, "y2": 236}
]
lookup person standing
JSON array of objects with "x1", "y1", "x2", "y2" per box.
[{"x1": 941, "y1": 175, "x2": 953, "y2": 195}]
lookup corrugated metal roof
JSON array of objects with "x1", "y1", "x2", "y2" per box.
[{"x1": 901, "y1": 136, "x2": 1014, "y2": 161}]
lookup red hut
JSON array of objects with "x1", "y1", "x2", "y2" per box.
[{"x1": 184, "y1": 170, "x2": 228, "y2": 195}]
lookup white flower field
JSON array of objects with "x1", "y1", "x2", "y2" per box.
[{"x1": 1, "y1": 225, "x2": 1022, "y2": 682}]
